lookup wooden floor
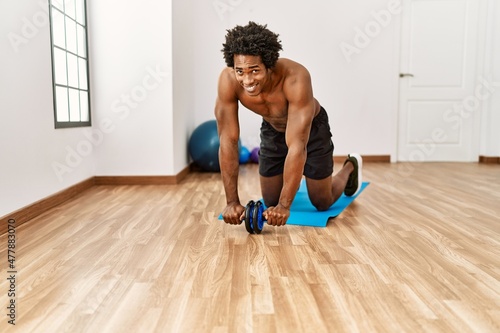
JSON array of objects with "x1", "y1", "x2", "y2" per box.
[{"x1": 1, "y1": 162, "x2": 499, "y2": 333}]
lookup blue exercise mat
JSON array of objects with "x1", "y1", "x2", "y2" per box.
[
  {"x1": 219, "y1": 180, "x2": 369, "y2": 227},
  {"x1": 285, "y1": 180, "x2": 369, "y2": 227}
]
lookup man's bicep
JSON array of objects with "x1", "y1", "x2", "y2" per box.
[
  {"x1": 285, "y1": 93, "x2": 315, "y2": 148},
  {"x1": 284, "y1": 69, "x2": 316, "y2": 147},
  {"x1": 285, "y1": 109, "x2": 312, "y2": 149},
  {"x1": 215, "y1": 74, "x2": 240, "y2": 142},
  {"x1": 216, "y1": 105, "x2": 240, "y2": 145}
]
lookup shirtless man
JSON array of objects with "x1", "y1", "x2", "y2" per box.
[{"x1": 215, "y1": 22, "x2": 362, "y2": 227}]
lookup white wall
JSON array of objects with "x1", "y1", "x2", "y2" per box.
[
  {"x1": 190, "y1": 1, "x2": 232, "y2": 132},
  {"x1": 172, "y1": 0, "x2": 195, "y2": 173},
  {"x1": 0, "y1": 0, "x2": 96, "y2": 217},
  {"x1": 88, "y1": 0, "x2": 175, "y2": 176},
  {"x1": 480, "y1": 0, "x2": 500, "y2": 157},
  {"x1": 190, "y1": 0, "x2": 401, "y2": 156}
]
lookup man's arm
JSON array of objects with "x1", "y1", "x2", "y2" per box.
[
  {"x1": 266, "y1": 66, "x2": 316, "y2": 225},
  {"x1": 214, "y1": 69, "x2": 244, "y2": 224}
]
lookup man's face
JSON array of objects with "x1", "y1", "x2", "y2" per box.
[{"x1": 233, "y1": 54, "x2": 269, "y2": 96}]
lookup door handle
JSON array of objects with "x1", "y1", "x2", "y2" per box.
[{"x1": 399, "y1": 73, "x2": 414, "y2": 77}]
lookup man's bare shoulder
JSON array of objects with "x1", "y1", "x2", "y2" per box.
[
  {"x1": 218, "y1": 67, "x2": 237, "y2": 85},
  {"x1": 276, "y1": 58, "x2": 313, "y2": 99},
  {"x1": 276, "y1": 58, "x2": 310, "y2": 78},
  {"x1": 217, "y1": 67, "x2": 239, "y2": 100}
]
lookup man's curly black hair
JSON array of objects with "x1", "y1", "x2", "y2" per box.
[{"x1": 222, "y1": 22, "x2": 283, "y2": 69}]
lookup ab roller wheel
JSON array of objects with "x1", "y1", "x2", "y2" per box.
[{"x1": 243, "y1": 200, "x2": 266, "y2": 234}]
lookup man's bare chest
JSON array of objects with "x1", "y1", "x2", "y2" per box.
[{"x1": 238, "y1": 92, "x2": 288, "y2": 118}]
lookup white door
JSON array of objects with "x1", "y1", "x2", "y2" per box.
[{"x1": 398, "y1": 0, "x2": 486, "y2": 162}]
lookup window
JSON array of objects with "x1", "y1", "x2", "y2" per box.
[{"x1": 49, "y1": 0, "x2": 91, "y2": 128}]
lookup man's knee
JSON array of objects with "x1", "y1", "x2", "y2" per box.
[
  {"x1": 260, "y1": 174, "x2": 283, "y2": 208},
  {"x1": 263, "y1": 196, "x2": 279, "y2": 208},
  {"x1": 310, "y1": 197, "x2": 332, "y2": 211}
]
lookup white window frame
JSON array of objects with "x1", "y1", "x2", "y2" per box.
[{"x1": 49, "y1": 0, "x2": 91, "y2": 128}]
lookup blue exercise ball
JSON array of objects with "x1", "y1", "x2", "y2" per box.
[
  {"x1": 239, "y1": 146, "x2": 250, "y2": 164},
  {"x1": 188, "y1": 120, "x2": 221, "y2": 172}
]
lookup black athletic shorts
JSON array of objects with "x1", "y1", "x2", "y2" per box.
[{"x1": 259, "y1": 107, "x2": 334, "y2": 180}]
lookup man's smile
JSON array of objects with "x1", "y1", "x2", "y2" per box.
[{"x1": 243, "y1": 84, "x2": 258, "y2": 93}]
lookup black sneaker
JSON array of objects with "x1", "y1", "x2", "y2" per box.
[{"x1": 343, "y1": 153, "x2": 363, "y2": 196}]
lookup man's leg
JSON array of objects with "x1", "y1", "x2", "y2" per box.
[
  {"x1": 305, "y1": 160, "x2": 354, "y2": 211},
  {"x1": 260, "y1": 174, "x2": 283, "y2": 207},
  {"x1": 258, "y1": 117, "x2": 288, "y2": 208}
]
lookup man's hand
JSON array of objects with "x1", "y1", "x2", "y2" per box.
[
  {"x1": 222, "y1": 202, "x2": 245, "y2": 225},
  {"x1": 263, "y1": 204, "x2": 290, "y2": 226}
]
